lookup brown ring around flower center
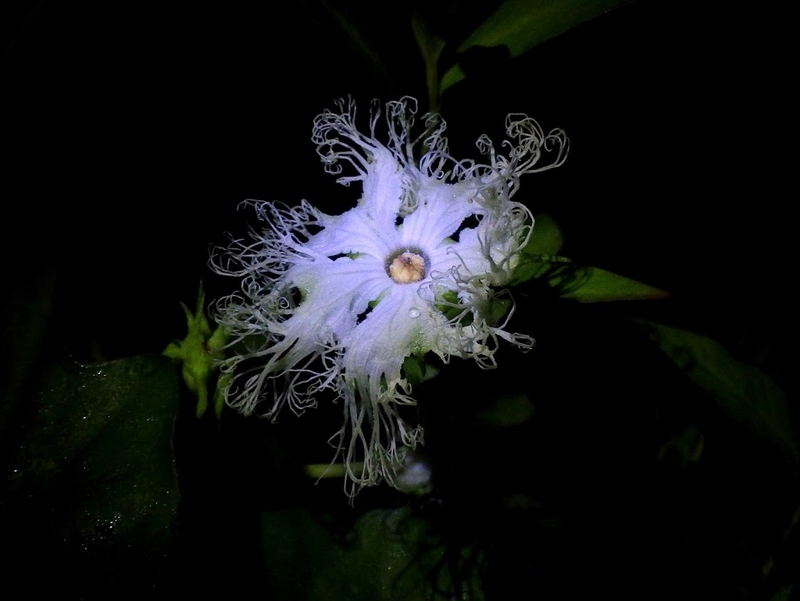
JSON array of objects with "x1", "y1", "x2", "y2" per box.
[{"x1": 387, "y1": 250, "x2": 427, "y2": 284}]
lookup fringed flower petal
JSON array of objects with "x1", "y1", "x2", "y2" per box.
[{"x1": 211, "y1": 97, "x2": 568, "y2": 497}]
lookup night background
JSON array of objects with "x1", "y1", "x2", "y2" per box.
[{"x1": 1, "y1": 1, "x2": 795, "y2": 599}]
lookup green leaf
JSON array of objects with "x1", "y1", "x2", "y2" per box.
[
  {"x1": 553, "y1": 265, "x2": 670, "y2": 302},
  {"x1": 314, "y1": 0, "x2": 394, "y2": 93},
  {"x1": 510, "y1": 213, "x2": 668, "y2": 302},
  {"x1": 261, "y1": 508, "x2": 483, "y2": 601},
  {"x1": 475, "y1": 394, "x2": 534, "y2": 429},
  {"x1": 441, "y1": 0, "x2": 634, "y2": 92},
  {"x1": 657, "y1": 423, "x2": 705, "y2": 466},
  {"x1": 0, "y1": 264, "x2": 58, "y2": 446},
  {"x1": 6, "y1": 355, "x2": 180, "y2": 596},
  {"x1": 488, "y1": 296, "x2": 512, "y2": 324},
  {"x1": 508, "y1": 213, "x2": 566, "y2": 285},
  {"x1": 412, "y1": 13, "x2": 446, "y2": 113},
  {"x1": 402, "y1": 354, "x2": 439, "y2": 385},
  {"x1": 510, "y1": 216, "x2": 669, "y2": 301},
  {"x1": 770, "y1": 586, "x2": 795, "y2": 601},
  {"x1": 528, "y1": 213, "x2": 565, "y2": 256},
  {"x1": 164, "y1": 282, "x2": 228, "y2": 418},
  {"x1": 641, "y1": 321, "x2": 799, "y2": 463}
]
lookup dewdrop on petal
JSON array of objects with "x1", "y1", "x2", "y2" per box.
[{"x1": 210, "y1": 97, "x2": 568, "y2": 497}]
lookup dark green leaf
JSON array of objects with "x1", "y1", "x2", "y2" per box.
[
  {"x1": 641, "y1": 321, "x2": 799, "y2": 463},
  {"x1": 441, "y1": 0, "x2": 634, "y2": 91},
  {"x1": 553, "y1": 265, "x2": 669, "y2": 302},
  {"x1": 488, "y1": 296, "x2": 512, "y2": 325},
  {"x1": 509, "y1": 213, "x2": 566, "y2": 285},
  {"x1": 528, "y1": 213, "x2": 565, "y2": 256},
  {"x1": 770, "y1": 585, "x2": 795, "y2": 601},
  {"x1": 510, "y1": 221, "x2": 669, "y2": 301},
  {"x1": 412, "y1": 14, "x2": 446, "y2": 113},
  {"x1": 313, "y1": 0, "x2": 394, "y2": 92},
  {"x1": 657, "y1": 423, "x2": 705, "y2": 466},
  {"x1": 403, "y1": 355, "x2": 440, "y2": 385},
  {"x1": 6, "y1": 355, "x2": 180, "y2": 596},
  {"x1": 261, "y1": 508, "x2": 483, "y2": 600},
  {"x1": 0, "y1": 264, "x2": 58, "y2": 446},
  {"x1": 475, "y1": 394, "x2": 534, "y2": 428}
]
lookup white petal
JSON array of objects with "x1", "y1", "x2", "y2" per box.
[
  {"x1": 287, "y1": 256, "x2": 390, "y2": 342},
  {"x1": 310, "y1": 207, "x2": 397, "y2": 260},
  {"x1": 359, "y1": 147, "x2": 406, "y2": 226},
  {"x1": 399, "y1": 178, "x2": 479, "y2": 251},
  {"x1": 342, "y1": 284, "x2": 440, "y2": 402},
  {"x1": 211, "y1": 97, "x2": 568, "y2": 497}
]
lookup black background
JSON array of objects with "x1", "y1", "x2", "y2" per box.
[
  {"x1": 2, "y1": 0, "x2": 791, "y2": 364},
  {"x1": 2, "y1": 1, "x2": 795, "y2": 599}
]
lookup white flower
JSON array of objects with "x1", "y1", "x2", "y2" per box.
[{"x1": 211, "y1": 97, "x2": 567, "y2": 496}]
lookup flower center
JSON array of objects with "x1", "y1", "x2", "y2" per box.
[{"x1": 387, "y1": 250, "x2": 427, "y2": 284}]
